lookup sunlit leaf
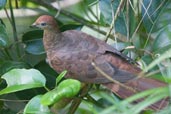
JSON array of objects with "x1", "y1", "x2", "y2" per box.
[
  {"x1": 0, "y1": 69, "x2": 46, "y2": 95},
  {"x1": 41, "y1": 79, "x2": 81, "y2": 105},
  {"x1": 24, "y1": 95, "x2": 51, "y2": 114}
]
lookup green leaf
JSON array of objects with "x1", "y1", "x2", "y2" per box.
[
  {"x1": 41, "y1": 79, "x2": 81, "y2": 105},
  {"x1": 24, "y1": 95, "x2": 51, "y2": 114},
  {"x1": 152, "y1": 26, "x2": 171, "y2": 54},
  {"x1": 25, "y1": 39, "x2": 45, "y2": 55},
  {"x1": 0, "y1": 19, "x2": 10, "y2": 47},
  {"x1": 0, "y1": 61, "x2": 29, "y2": 76},
  {"x1": 22, "y1": 30, "x2": 45, "y2": 55},
  {"x1": 125, "y1": 87, "x2": 169, "y2": 114},
  {"x1": 142, "y1": 0, "x2": 169, "y2": 33},
  {"x1": 99, "y1": 0, "x2": 127, "y2": 35},
  {"x1": 157, "y1": 59, "x2": 171, "y2": 80},
  {"x1": 0, "y1": 0, "x2": 6, "y2": 9},
  {"x1": 0, "y1": 68, "x2": 46, "y2": 95},
  {"x1": 150, "y1": 1, "x2": 171, "y2": 54},
  {"x1": 22, "y1": 30, "x2": 43, "y2": 41},
  {"x1": 144, "y1": 48, "x2": 171, "y2": 72},
  {"x1": 56, "y1": 70, "x2": 67, "y2": 85}
]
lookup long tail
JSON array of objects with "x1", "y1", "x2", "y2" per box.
[{"x1": 103, "y1": 78, "x2": 169, "y2": 110}]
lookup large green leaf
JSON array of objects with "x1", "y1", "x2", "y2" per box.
[
  {"x1": 24, "y1": 95, "x2": 51, "y2": 114},
  {"x1": 99, "y1": 0, "x2": 127, "y2": 35},
  {"x1": 0, "y1": 68, "x2": 46, "y2": 95},
  {"x1": 41, "y1": 79, "x2": 81, "y2": 105},
  {"x1": 0, "y1": 0, "x2": 6, "y2": 9},
  {"x1": 22, "y1": 30, "x2": 45, "y2": 55},
  {"x1": 0, "y1": 19, "x2": 10, "y2": 48}
]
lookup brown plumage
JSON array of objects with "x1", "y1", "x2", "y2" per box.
[{"x1": 32, "y1": 15, "x2": 169, "y2": 110}]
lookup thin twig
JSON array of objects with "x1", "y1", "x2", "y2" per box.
[
  {"x1": 128, "y1": 0, "x2": 136, "y2": 14},
  {"x1": 9, "y1": 0, "x2": 18, "y2": 42},
  {"x1": 9, "y1": 0, "x2": 21, "y2": 59},
  {"x1": 131, "y1": 0, "x2": 152, "y2": 41},
  {"x1": 69, "y1": 84, "x2": 91, "y2": 114},
  {"x1": 91, "y1": 62, "x2": 137, "y2": 93},
  {"x1": 141, "y1": 0, "x2": 154, "y2": 24},
  {"x1": 4, "y1": 8, "x2": 12, "y2": 25},
  {"x1": 150, "y1": 0, "x2": 165, "y2": 16},
  {"x1": 0, "y1": 99, "x2": 29, "y2": 102},
  {"x1": 126, "y1": 0, "x2": 130, "y2": 41},
  {"x1": 143, "y1": 0, "x2": 168, "y2": 49},
  {"x1": 105, "y1": 0, "x2": 124, "y2": 42}
]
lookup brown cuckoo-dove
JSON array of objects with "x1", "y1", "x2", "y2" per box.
[{"x1": 31, "y1": 15, "x2": 169, "y2": 110}]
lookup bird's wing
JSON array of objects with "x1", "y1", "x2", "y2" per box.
[
  {"x1": 49, "y1": 30, "x2": 140, "y2": 83},
  {"x1": 63, "y1": 30, "x2": 136, "y2": 64}
]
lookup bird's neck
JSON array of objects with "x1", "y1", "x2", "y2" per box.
[{"x1": 43, "y1": 28, "x2": 61, "y2": 51}]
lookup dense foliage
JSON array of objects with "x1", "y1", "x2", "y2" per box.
[{"x1": 0, "y1": 0, "x2": 171, "y2": 114}]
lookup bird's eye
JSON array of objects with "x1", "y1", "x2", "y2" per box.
[{"x1": 41, "y1": 23, "x2": 47, "y2": 26}]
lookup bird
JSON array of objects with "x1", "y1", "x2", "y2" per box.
[{"x1": 31, "y1": 15, "x2": 169, "y2": 110}]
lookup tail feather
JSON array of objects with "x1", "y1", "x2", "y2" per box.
[{"x1": 103, "y1": 78, "x2": 169, "y2": 110}]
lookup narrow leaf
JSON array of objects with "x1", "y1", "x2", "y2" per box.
[{"x1": 56, "y1": 70, "x2": 67, "y2": 85}]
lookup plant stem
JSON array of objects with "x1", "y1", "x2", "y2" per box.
[
  {"x1": 9, "y1": 0, "x2": 21, "y2": 58},
  {"x1": 69, "y1": 98, "x2": 82, "y2": 114},
  {"x1": 15, "y1": 0, "x2": 19, "y2": 8},
  {"x1": 105, "y1": 0, "x2": 124, "y2": 42},
  {"x1": 44, "y1": 86, "x2": 50, "y2": 92},
  {"x1": 68, "y1": 84, "x2": 91, "y2": 114},
  {"x1": 86, "y1": 94, "x2": 104, "y2": 108},
  {"x1": 9, "y1": 0, "x2": 18, "y2": 42}
]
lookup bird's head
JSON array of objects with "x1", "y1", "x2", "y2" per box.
[{"x1": 31, "y1": 15, "x2": 58, "y2": 30}]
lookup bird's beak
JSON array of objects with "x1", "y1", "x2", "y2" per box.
[{"x1": 30, "y1": 22, "x2": 38, "y2": 28}]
